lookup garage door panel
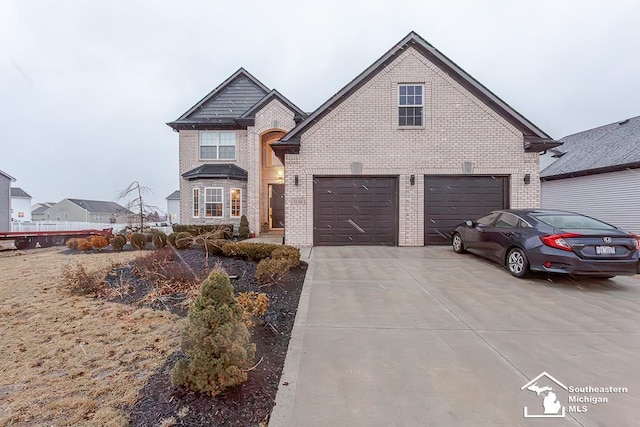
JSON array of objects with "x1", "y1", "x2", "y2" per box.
[
  {"x1": 314, "y1": 177, "x2": 398, "y2": 246},
  {"x1": 424, "y1": 175, "x2": 509, "y2": 245}
]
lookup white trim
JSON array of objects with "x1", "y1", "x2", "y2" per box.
[
  {"x1": 192, "y1": 188, "x2": 200, "y2": 218},
  {"x1": 397, "y1": 83, "x2": 425, "y2": 128},
  {"x1": 204, "y1": 187, "x2": 224, "y2": 218},
  {"x1": 230, "y1": 188, "x2": 242, "y2": 218},
  {"x1": 199, "y1": 131, "x2": 237, "y2": 160}
]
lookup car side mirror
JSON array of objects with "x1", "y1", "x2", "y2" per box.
[{"x1": 465, "y1": 220, "x2": 474, "y2": 227}]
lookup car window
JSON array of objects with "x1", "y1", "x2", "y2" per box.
[
  {"x1": 518, "y1": 219, "x2": 531, "y2": 228},
  {"x1": 533, "y1": 214, "x2": 616, "y2": 230},
  {"x1": 476, "y1": 212, "x2": 501, "y2": 226},
  {"x1": 495, "y1": 213, "x2": 520, "y2": 228}
]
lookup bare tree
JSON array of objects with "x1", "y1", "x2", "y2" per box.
[{"x1": 117, "y1": 181, "x2": 157, "y2": 231}]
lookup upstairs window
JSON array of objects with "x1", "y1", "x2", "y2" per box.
[
  {"x1": 200, "y1": 132, "x2": 236, "y2": 160},
  {"x1": 398, "y1": 84, "x2": 423, "y2": 126}
]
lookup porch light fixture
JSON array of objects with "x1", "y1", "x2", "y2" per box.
[
  {"x1": 524, "y1": 174, "x2": 531, "y2": 185},
  {"x1": 294, "y1": 175, "x2": 299, "y2": 186},
  {"x1": 410, "y1": 175, "x2": 415, "y2": 186}
]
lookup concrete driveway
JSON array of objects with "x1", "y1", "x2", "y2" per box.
[{"x1": 270, "y1": 246, "x2": 640, "y2": 427}]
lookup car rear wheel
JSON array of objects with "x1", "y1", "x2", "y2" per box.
[
  {"x1": 452, "y1": 233, "x2": 465, "y2": 254},
  {"x1": 507, "y1": 248, "x2": 529, "y2": 278}
]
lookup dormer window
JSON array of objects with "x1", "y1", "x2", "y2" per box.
[
  {"x1": 398, "y1": 84, "x2": 423, "y2": 127},
  {"x1": 200, "y1": 131, "x2": 236, "y2": 160}
]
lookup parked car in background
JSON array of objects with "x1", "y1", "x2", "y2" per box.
[{"x1": 451, "y1": 209, "x2": 640, "y2": 278}]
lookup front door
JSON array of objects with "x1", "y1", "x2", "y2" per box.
[{"x1": 269, "y1": 184, "x2": 285, "y2": 229}]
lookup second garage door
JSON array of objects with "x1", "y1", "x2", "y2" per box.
[
  {"x1": 424, "y1": 175, "x2": 509, "y2": 245},
  {"x1": 314, "y1": 176, "x2": 398, "y2": 246}
]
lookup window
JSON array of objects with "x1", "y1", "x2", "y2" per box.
[
  {"x1": 18, "y1": 212, "x2": 24, "y2": 218},
  {"x1": 95, "y1": 214, "x2": 103, "y2": 221},
  {"x1": 476, "y1": 212, "x2": 501, "y2": 226},
  {"x1": 200, "y1": 132, "x2": 236, "y2": 160},
  {"x1": 192, "y1": 188, "x2": 200, "y2": 218},
  {"x1": 533, "y1": 214, "x2": 615, "y2": 230},
  {"x1": 205, "y1": 188, "x2": 223, "y2": 217},
  {"x1": 398, "y1": 84, "x2": 423, "y2": 126},
  {"x1": 230, "y1": 188, "x2": 241, "y2": 217},
  {"x1": 495, "y1": 213, "x2": 519, "y2": 228}
]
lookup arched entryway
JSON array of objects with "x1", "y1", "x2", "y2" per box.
[{"x1": 260, "y1": 130, "x2": 286, "y2": 231}]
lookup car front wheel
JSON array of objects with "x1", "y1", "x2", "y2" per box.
[
  {"x1": 452, "y1": 233, "x2": 465, "y2": 254},
  {"x1": 507, "y1": 248, "x2": 529, "y2": 278}
]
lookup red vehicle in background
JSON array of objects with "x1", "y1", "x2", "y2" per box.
[{"x1": 0, "y1": 228, "x2": 113, "y2": 250}]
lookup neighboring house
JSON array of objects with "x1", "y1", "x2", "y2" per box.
[
  {"x1": 31, "y1": 202, "x2": 55, "y2": 221},
  {"x1": 170, "y1": 31, "x2": 558, "y2": 246},
  {"x1": 166, "y1": 190, "x2": 180, "y2": 224},
  {"x1": 541, "y1": 115, "x2": 640, "y2": 234},
  {"x1": 0, "y1": 170, "x2": 16, "y2": 232},
  {"x1": 44, "y1": 199, "x2": 134, "y2": 224},
  {"x1": 10, "y1": 188, "x2": 32, "y2": 222}
]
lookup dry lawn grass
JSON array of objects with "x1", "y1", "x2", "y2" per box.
[{"x1": 0, "y1": 247, "x2": 183, "y2": 426}]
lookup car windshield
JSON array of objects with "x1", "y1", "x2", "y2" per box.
[{"x1": 533, "y1": 214, "x2": 616, "y2": 230}]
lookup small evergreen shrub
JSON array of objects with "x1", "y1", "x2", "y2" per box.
[
  {"x1": 89, "y1": 236, "x2": 109, "y2": 251},
  {"x1": 130, "y1": 233, "x2": 146, "y2": 250},
  {"x1": 225, "y1": 242, "x2": 281, "y2": 261},
  {"x1": 271, "y1": 246, "x2": 301, "y2": 267},
  {"x1": 238, "y1": 215, "x2": 250, "y2": 239},
  {"x1": 237, "y1": 291, "x2": 269, "y2": 328},
  {"x1": 167, "y1": 232, "x2": 178, "y2": 247},
  {"x1": 153, "y1": 231, "x2": 168, "y2": 249},
  {"x1": 172, "y1": 224, "x2": 233, "y2": 238},
  {"x1": 255, "y1": 258, "x2": 298, "y2": 285},
  {"x1": 77, "y1": 238, "x2": 93, "y2": 252},
  {"x1": 175, "y1": 232, "x2": 193, "y2": 249},
  {"x1": 171, "y1": 270, "x2": 255, "y2": 397},
  {"x1": 110, "y1": 235, "x2": 126, "y2": 252}
]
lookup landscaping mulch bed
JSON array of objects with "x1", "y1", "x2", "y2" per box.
[{"x1": 101, "y1": 247, "x2": 306, "y2": 427}]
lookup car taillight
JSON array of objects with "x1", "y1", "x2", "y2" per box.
[
  {"x1": 540, "y1": 233, "x2": 582, "y2": 252},
  {"x1": 631, "y1": 234, "x2": 640, "y2": 251}
]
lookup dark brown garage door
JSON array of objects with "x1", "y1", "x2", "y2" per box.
[
  {"x1": 314, "y1": 176, "x2": 398, "y2": 246},
  {"x1": 424, "y1": 175, "x2": 509, "y2": 245}
]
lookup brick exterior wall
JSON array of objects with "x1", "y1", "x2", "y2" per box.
[
  {"x1": 177, "y1": 99, "x2": 296, "y2": 236},
  {"x1": 284, "y1": 47, "x2": 540, "y2": 247}
]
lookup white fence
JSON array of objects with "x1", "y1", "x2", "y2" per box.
[{"x1": 11, "y1": 221, "x2": 128, "y2": 233}]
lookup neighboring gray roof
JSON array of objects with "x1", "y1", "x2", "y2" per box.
[
  {"x1": 540, "y1": 115, "x2": 640, "y2": 180},
  {"x1": 10, "y1": 187, "x2": 31, "y2": 198},
  {"x1": 67, "y1": 199, "x2": 133, "y2": 215},
  {"x1": 168, "y1": 68, "x2": 269, "y2": 129},
  {"x1": 275, "y1": 31, "x2": 555, "y2": 157},
  {"x1": 166, "y1": 190, "x2": 180, "y2": 200},
  {"x1": 182, "y1": 164, "x2": 248, "y2": 181},
  {"x1": 0, "y1": 169, "x2": 16, "y2": 182},
  {"x1": 32, "y1": 205, "x2": 49, "y2": 214}
]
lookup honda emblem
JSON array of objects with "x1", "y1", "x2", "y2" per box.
[{"x1": 603, "y1": 237, "x2": 612, "y2": 244}]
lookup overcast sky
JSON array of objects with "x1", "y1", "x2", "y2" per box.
[{"x1": 1, "y1": 0, "x2": 639, "y2": 212}]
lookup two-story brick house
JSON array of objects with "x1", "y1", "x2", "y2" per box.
[{"x1": 170, "y1": 32, "x2": 559, "y2": 246}]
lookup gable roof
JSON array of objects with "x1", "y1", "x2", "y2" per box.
[
  {"x1": 540, "y1": 115, "x2": 640, "y2": 180},
  {"x1": 32, "y1": 204, "x2": 53, "y2": 214},
  {"x1": 10, "y1": 188, "x2": 31, "y2": 198},
  {"x1": 167, "y1": 68, "x2": 270, "y2": 130},
  {"x1": 240, "y1": 89, "x2": 307, "y2": 122},
  {"x1": 166, "y1": 190, "x2": 180, "y2": 200},
  {"x1": 182, "y1": 164, "x2": 248, "y2": 181},
  {"x1": 66, "y1": 199, "x2": 133, "y2": 215},
  {"x1": 0, "y1": 169, "x2": 16, "y2": 182},
  {"x1": 273, "y1": 31, "x2": 559, "y2": 160}
]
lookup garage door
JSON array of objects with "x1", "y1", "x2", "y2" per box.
[
  {"x1": 424, "y1": 175, "x2": 509, "y2": 245},
  {"x1": 314, "y1": 176, "x2": 398, "y2": 246}
]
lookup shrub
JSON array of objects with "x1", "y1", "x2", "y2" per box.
[
  {"x1": 175, "y1": 232, "x2": 193, "y2": 249},
  {"x1": 153, "y1": 231, "x2": 168, "y2": 249},
  {"x1": 89, "y1": 236, "x2": 109, "y2": 251},
  {"x1": 130, "y1": 233, "x2": 146, "y2": 250},
  {"x1": 60, "y1": 262, "x2": 107, "y2": 296},
  {"x1": 237, "y1": 292, "x2": 269, "y2": 328},
  {"x1": 172, "y1": 224, "x2": 234, "y2": 238},
  {"x1": 167, "y1": 232, "x2": 178, "y2": 247},
  {"x1": 238, "y1": 215, "x2": 250, "y2": 239},
  {"x1": 110, "y1": 235, "x2": 126, "y2": 252},
  {"x1": 144, "y1": 232, "x2": 155, "y2": 243},
  {"x1": 225, "y1": 242, "x2": 281, "y2": 261},
  {"x1": 171, "y1": 270, "x2": 255, "y2": 397},
  {"x1": 271, "y1": 246, "x2": 301, "y2": 267},
  {"x1": 66, "y1": 238, "x2": 82, "y2": 250},
  {"x1": 77, "y1": 238, "x2": 93, "y2": 252},
  {"x1": 255, "y1": 258, "x2": 298, "y2": 285}
]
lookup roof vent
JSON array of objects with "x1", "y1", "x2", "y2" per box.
[{"x1": 619, "y1": 119, "x2": 630, "y2": 125}]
